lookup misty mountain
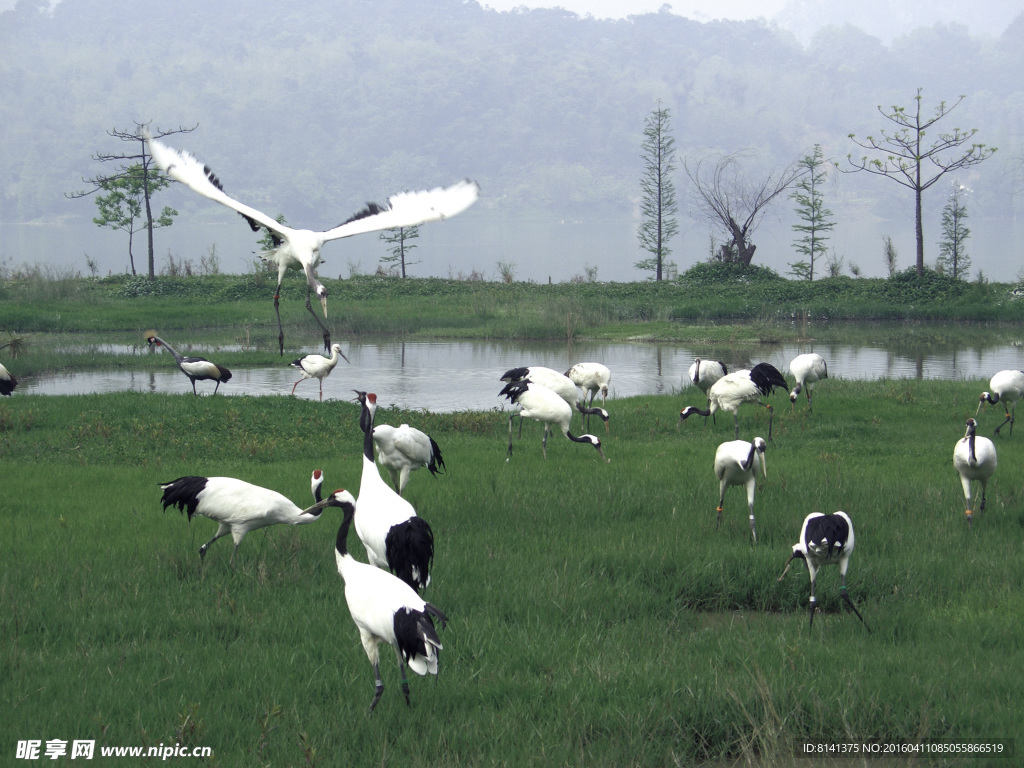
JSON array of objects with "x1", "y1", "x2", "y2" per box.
[{"x1": 1, "y1": 0, "x2": 1022, "y2": 280}]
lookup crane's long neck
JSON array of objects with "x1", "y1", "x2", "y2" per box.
[
  {"x1": 360, "y1": 397, "x2": 376, "y2": 463},
  {"x1": 335, "y1": 503, "x2": 355, "y2": 556},
  {"x1": 740, "y1": 441, "x2": 757, "y2": 471},
  {"x1": 155, "y1": 337, "x2": 184, "y2": 364},
  {"x1": 968, "y1": 433, "x2": 977, "y2": 465}
]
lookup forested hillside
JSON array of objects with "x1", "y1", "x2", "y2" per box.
[{"x1": 2, "y1": 0, "x2": 1023, "y2": 279}]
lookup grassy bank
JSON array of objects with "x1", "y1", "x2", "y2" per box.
[{"x1": 2, "y1": 380, "x2": 1022, "y2": 766}]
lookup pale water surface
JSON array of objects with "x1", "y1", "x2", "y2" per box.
[{"x1": 17, "y1": 339, "x2": 1024, "y2": 412}]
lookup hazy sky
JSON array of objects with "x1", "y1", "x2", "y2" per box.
[{"x1": 481, "y1": 0, "x2": 788, "y2": 21}]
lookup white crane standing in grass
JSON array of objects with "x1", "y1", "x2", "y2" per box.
[
  {"x1": 147, "y1": 334, "x2": 232, "y2": 396},
  {"x1": 678, "y1": 362, "x2": 788, "y2": 440},
  {"x1": 289, "y1": 343, "x2": 349, "y2": 400},
  {"x1": 953, "y1": 417, "x2": 997, "y2": 528},
  {"x1": 713, "y1": 437, "x2": 767, "y2": 543},
  {"x1": 304, "y1": 488, "x2": 447, "y2": 714},
  {"x1": 778, "y1": 511, "x2": 870, "y2": 633},
  {"x1": 686, "y1": 357, "x2": 728, "y2": 425},
  {"x1": 145, "y1": 130, "x2": 479, "y2": 355},
  {"x1": 354, "y1": 391, "x2": 435, "y2": 592},
  {"x1": 976, "y1": 369, "x2": 1024, "y2": 437},
  {"x1": 788, "y1": 353, "x2": 828, "y2": 413},
  {"x1": 372, "y1": 423, "x2": 446, "y2": 497},
  {"x1": 499, "y1": 379, "x2": 608, "y2": 461},
  {"x1": 565, "y1": 361, "x2": 611, "y2": 409},
  {"x1": 501, "y1": 366, "x2": 609, "y2": 433},
  {"x1": 158, "y1": 474, "x2": 327, "y2": 564}
]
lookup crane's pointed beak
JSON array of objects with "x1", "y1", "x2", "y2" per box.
[{"x1": 319, "y1": 294, "x2": 328, "y2": 319}]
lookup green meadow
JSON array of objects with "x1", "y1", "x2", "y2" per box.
[{"x1": 2, "y1": 376, "x2": 1022, "y2": 766}]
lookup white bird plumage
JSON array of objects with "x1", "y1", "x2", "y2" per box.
[
  {"x1": 147, "y1": 334, "x2": 232, "y2": 395},
  {"x1": 713, "y1": 437, "x2": 767, "y2": 543},
  {"x1": 373, "y1": 423, "x2": 446, "y2": 496},
  {"x1": 788, "y1": 353, "x2": 828, "y2": 412},
  {"x1": 354, "y1": 391, "x2": 435, "y2": 592},
  {"x1": 687, "y1": 357, "x2": 727, "y2": 394},
  {"x1": 145, "y1": 130, "x2": 479, "y2": 355},
  {"x1": 158, "y1": 474, "x2": 326, "y2": 564},
  {"x1": 565, "y1": 362, "x2": 611, "y2": 408},
  {"x1": 500, "y1": 366, "x2": 609, "y2": 432},
  {"x1": 679, "y1": 362, "x2": 788, "y2": 440},
  {"x1": 289, "y1": 343, "x2": 349, "y2": 400},
  {"x1": 499, "y1": 379, "x2": 608, "y2": 461},
  {"x1": 305, "y1": 488, "x2": 447, "y2": 713},
  {"x1": 778, "y1": 510, "x2": 870, "y2": 632},
  {"x1": 953, "y1": 417, "x2": 997, "y2": 528},
  {"x1": 0, "y1": 362, "x2": 17, "y2": 396},
  {"x1": 976, "y1": 369, "x2": 1024, "y2": 436}
]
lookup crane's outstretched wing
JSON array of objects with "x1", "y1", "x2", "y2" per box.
[
  {"x1": 321, "y1": 180, "x2": 479, "y2": 242},
  {"x1": 146, "y1": 132, "x2": 289, "y2": 238}
]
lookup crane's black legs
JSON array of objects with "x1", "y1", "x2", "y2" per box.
[
  {"x1": 305, "y1": 285, "x2": 331, "y2": 354},
  {"x1": 749, "y1": 508, "x2": 758, "y2": 544},
  {"x1": 273, "y1": 287, "x2": 285, "y2": 356},
  {"x1": 840, "y1": 587, "x2": 871, "y2": 632},
  {"x1": 369, "y1": 661, "x2": 384, "y2": 714},
  {"x1": 993, "y1": 408, "x2": 1013, "y2": 436},
  {"x1": 506, "y1": 414, "x2": 515, "y2": 458}
]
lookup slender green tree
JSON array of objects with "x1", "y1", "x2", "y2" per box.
[
  {"x1": 69, "y1": 122, "x2": 196, "y2": 278},
  {"x1": 844, "y1": 89, "x2": 995, "y2": 276},
  {"x1": 379, "y1": 225, "x2": 420, "y2": 278},
  {"x1": 789, "y1": 145, "x2": 835, "y2": 281},
  {"x1": 636, "y1": 103, "x2": 678, "y2": 281},
  {"x1": 92, "y1": 165, "x2": 176, "y2": 276},
  {"x1": 936, "y1": 184, "x2": 971, "y2": 279}
]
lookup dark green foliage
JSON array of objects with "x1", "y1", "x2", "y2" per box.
[{"x1": 679, "y1": 261, "x2": 784, "y2": 286}]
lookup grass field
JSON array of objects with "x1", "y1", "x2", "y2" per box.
[{"x1": 1, "y1": 378, "x2": 1021, "y2": 766}]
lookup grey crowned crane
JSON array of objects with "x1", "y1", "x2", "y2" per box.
[
  {"x1": 499, "y1": 379, "x2": 608, "y2": 461},
  {"x1": 976, "y1": 369, "x2": 1024, "y2": 436},
  {"x1": 500, "y1": 366, "x2": 609, "y2": 433},
  {"x1": 146, "y1": 130, "x2": 479, "y2": 355},
  {"x1": 372, "y1": 423, "x2": 446, "y2": 497},
  {"x1": 158, "y1": 474, "x2": 327, "y2": 564},
  {"x1": 0, "y1": 362, "x2": 17, "y2": 396},
  {"x1": 354, "y1": 391, "x2": 435, "y2": 593},
  {"x1": 304, "y1": 488, "x2": 447, "y2": 714},
  {"x1": 713, "y1": 437, "x2": 767, "y2": 543},
  {"x1": 679, "y1": 362, "x2": 788, "y2": 440},
  {"x1": 788, "y1": 353, "x2": 828, "y2": 413},
  {"x1": 289, "y1": 343, "x2": 349, "y2": 401},
  {"x1": 147, "y1": 335, "x2": 232, "y2": 395},
  {"x1": 953, "y1": 417, "x2": 997, "y2": 528},
  {"x1": 778, "y1": 511, "x2": 870, "y2": 632}
]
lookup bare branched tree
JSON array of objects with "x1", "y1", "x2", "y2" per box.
[
  {"x1": 843, "y1": 88, "x2": 995, "y2": 276},
  {"x1": 684, "y1": 150, "x2": 803, "y2": 266},
  {"x1": 68, "y1": 122, "x2": 197, "y2": 278}
]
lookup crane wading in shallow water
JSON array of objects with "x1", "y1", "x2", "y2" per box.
[
  {"x1": 289, "y1": 343, "x2": 349, "y2": 401},
  {"x1": 146, "y1": 334, "x2": 232, "y2": 395},
  {"x1": 145, "y1": 130, "x2": 479, "y2": 355}
]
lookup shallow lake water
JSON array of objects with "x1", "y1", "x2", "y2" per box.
[{"x1": 17, "y1": 338, "x2": 1024, "y2": 413}]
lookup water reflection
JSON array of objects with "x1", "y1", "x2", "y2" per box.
[{"x1": 17, "y1": 339, "x2": 1024, "y2": 412}]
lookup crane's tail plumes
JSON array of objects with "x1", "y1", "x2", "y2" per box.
[
  {"x1": 158, "y1": 476, "x2": 209, "y2": 520},
  {"x1": 749, "y1": 363, "x2": 788, "y2": 396},
  {"x1": 427, "y1": 437, "x2": 446, "y2": 476},
  {"x1": 393, "y1": 604, "x2": 447, "y2": 676},
  {"x1": 386, "y1": 517, "x2": 435, "y2": 592}
]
